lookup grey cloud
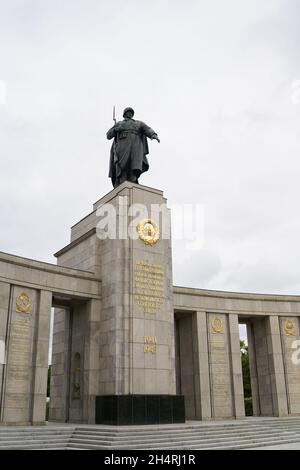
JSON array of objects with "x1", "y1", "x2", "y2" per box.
[
  {"x1": 173, "y1": 246, "x2": 222, "y2": 289},
  {"x1": 246, "y1": 0, "x2": 300, "y2": 66},
  {"x1": 1, "y1": 1, "x2": 300, "y2": 295}
]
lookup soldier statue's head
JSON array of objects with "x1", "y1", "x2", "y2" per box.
[{"x1": 123, "y1": 107, "x2": 134, "y2": 118}]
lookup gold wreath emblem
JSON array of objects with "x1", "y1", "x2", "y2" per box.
[
  {"x1": 284, "y1": 319, "x2": 296, "y2": 336},
  {"x1": 136, "y1": 219, "x2": 160, "y2": 246},
  {"x1": 212, "y1": 316, "x2": 223, "y2": 334},
  {"x1": 16, "y1": 292, "x2": 31, "y2": 314}
]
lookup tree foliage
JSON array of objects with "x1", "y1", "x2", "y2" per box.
[{"x1": 240, "y1": 340, "x2": 253, "y2": 415}]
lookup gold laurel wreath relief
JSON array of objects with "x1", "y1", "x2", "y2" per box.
[
  {"x1": 136, "y1": 219, "x2": 160, "y2": 246},
  {"x1": 16, "y1": 292, "x2": 31, "y2": 314},
  {"x1": 284, "y1": 319, "x2": 296, "y2": 336},
  {"x1": 212, "y1": 316, "x2": 223, "y2": 334}
]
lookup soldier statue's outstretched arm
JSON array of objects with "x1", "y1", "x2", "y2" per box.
[{"x1": 140, "y1": 122, "x2": 160, "y2": 143}]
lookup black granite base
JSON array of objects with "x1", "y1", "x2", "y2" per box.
[{"x1": 95, "y1": 395, "x2": 185, "y2": 425}]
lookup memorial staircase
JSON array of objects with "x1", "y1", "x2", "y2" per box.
[
  {"x1": 1, "y1": 417, "x2": 300, "y2": 449},
  {"x1": 0, "y1": 426, "x2": 74, "y2": 449}
]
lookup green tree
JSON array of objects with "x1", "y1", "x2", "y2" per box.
[{"x1": 240, "y1": 340, "x2": 253, "y2": 415}]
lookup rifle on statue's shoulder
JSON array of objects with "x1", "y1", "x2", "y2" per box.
[{"x1": 112, "y1": 106, "x2": 119, "y2": 165}]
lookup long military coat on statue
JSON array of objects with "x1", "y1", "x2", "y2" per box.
[{"x1": 107, "y1": 118, "x2": 157, "y2": 188}]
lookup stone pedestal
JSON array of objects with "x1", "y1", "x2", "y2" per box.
[
  {"x1": 52, "y1": 182, "x2": 183, "y2": 424},
  {"x1": 96, "y1": 183, "x2": 176, "y2": 397}
]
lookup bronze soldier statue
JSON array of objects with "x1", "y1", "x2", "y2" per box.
[{"x1": 107, "y1": 107, "x2": 160, "y2": 188}]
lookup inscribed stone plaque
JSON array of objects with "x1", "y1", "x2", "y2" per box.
[{"x1": 133, "y1": 260, "x2": 165, "y2": 314}]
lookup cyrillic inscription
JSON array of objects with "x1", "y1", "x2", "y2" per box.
[{"x1": 134, "y1": 261, "x2": 164, "y2": 314}]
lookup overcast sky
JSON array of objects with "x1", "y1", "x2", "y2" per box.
[{"x1": 1, "y1": 0, "x2": 300, "y2": 296}]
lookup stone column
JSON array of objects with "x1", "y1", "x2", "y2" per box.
[
  {"x1": 228, "y1": 314, "x2": 245, "y2": 418},
  {"x1": 82, "y1": 298, "x2": 101, "y2": 424},
  {"x1": 176, "y1": 315, "x2": 195, "y2": 419},
  {"x1": 265, "y1": 316, "x2": 288, "y2": 417},
  {"x1": 247, "y1": 322, "x2": 260, "y2": 416},
  {"x1": 31, "y1": 290, "x2": 52, "y2": 424},
  {"x1": 2, "y1": 286, "x2": 38, "y2": 424},
  {"x1": 280, "y1": 316, "x2": 300, "y2": 415},
  {"x1": 192, "y1": 311, "x2": 212, "y2": 420},
  {"x1": 251, "y1": 318, "x2": 273, "y2": 416},
  {"x1": 66, "y1": 305, "x2": 85, "y2": 423},
  {"x1": 97, "y1": 184, "x2": 176, "y2": 397},
  {"x1": 0, "y1": 282, "x2": 10, "y2": 419},
  {"x1": 207, "y1": 313, "x2": 234, "y2": 418},
  {"x1": 49, "y1": 307, "x2": 71, "y2": 422}
]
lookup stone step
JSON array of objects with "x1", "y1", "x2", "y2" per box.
[
  {"x1": 12, "y1": 426, "x2": 300, "y2": 439},
  {"x1": 198, "y1": 436, "x2": 300, "y2": 450},
  {"x1": 0, "y1": 437, "x2": 70, "y2": 448},
  {"x1": 150, "y1": 435, "x2": 300, "y2": 450},
  {"x1": 72, "y1": 431, "x2": 300, "y2": 446},
  {"x1": 2, "y1": 444, "x2": 67, "y2": 450},
  {"x1": 74, "y1": 425, "x2": 264, "y2": 434},
  {"x1": 0, "y1": 429, "x2": 73, "y2": 435},
  {"x1": 66, "y1": 435, "x2": 300, "y2": 450},
  {"x1": 2, "y1": 419, "x2": 300, "y2": 450},
  {"x1": 0, "y1": 435, "x2": 73, "y2": 443},
  {"x1": 74, "y1": 421, "x2": 300, "y2": 435},
  {"x1": 0, "y1": 432, "x2": 73, "y2": 441},
  {"x1": 0, "y1": 443, "x2": 69, "y2": 449},
  {"x1": 67, "y1": 430, "x2": 300, "y2": 450},
  {"x1": 0, "y1": 435, "x2": 73, "y2": 442},
  {"x1": 68, "y1": 446, "x2": 94, "y2": 450},
  {"x1": 70, "y1": 429, "x2": 298, "y2": 445},
  {"x1": 72, "y1": 425, "x2": 300, "y2": 440}
]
